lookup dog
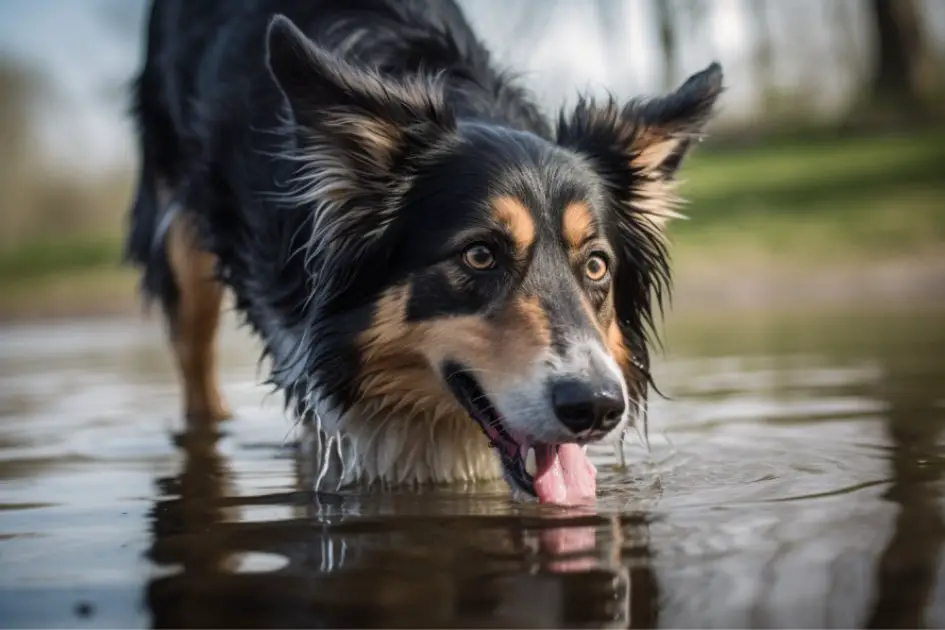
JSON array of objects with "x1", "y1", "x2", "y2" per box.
[{"x1": 125, "y1": 0, "x2": 723, "y2": 504}]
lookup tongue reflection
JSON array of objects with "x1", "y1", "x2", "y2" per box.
[{"x1": 533, "y1": 444, "x2": 597, "y2": 505}]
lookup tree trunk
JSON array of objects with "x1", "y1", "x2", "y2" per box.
[
  {"x1": 868, "y1": 0, "x2": 936, "y2": 107},
  {"x1": 747, "y1": 0, "x2": 774, "y2": 95},
  {"x1": 653, "y1": 0, "x2": 677, "y2": 92},
  {"x1": 830, "y1": 0, "x2": 862, "y2": 83}
]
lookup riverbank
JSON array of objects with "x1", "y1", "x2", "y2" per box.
[{"x1": 2, "y1": 128, "x2": 944, "y2": 322}]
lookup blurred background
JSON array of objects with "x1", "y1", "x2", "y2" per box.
[
  {"x1": 0, "y1": 0, "x2": 944, "y2": 319},
  {"x1": 1, "y1": 5, "x2": 945, "y2": 626}
]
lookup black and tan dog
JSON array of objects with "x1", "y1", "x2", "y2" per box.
[{"x1": 125, "y1": 0, "x2": 723, "y2": 504}]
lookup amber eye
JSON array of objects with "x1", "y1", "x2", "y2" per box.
[
  {"x1": 462, "y1": 243, "x2": 496, "y2": 270},
  {"x1": 584, "y1": 254, "x2": 609, "y2": 282}
]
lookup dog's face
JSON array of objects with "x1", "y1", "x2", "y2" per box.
[{"x1": 265, "y1": 17, "x2": 722, "y2": 500}]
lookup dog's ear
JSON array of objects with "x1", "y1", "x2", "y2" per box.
[
  {"x1": 265, "y1": 15, "x2": 455, "y2": 209},
  {"x1": 556, "y1": 63, "x2": 723, "y2": 230},
  {"x1": 266, "y1": 14, "x2": 455, "y2": 154},
  {"x1": 264, "y1": 15, "x2": 457, "y2": 305}
]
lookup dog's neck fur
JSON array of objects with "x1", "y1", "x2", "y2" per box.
[{"x1": 300, "y1": 398, "x2": 503, "y2": 492}]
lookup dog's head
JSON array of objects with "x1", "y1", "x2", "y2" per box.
[{"x1": 264, "y1": 16, "x2": 723, "y2": 501}]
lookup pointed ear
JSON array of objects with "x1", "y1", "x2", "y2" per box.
[
  {"x1": 265, "y1": 14, "x2": 455, "y2": 193},
  {"x1": 263, "y1": 16, "x2": 457, "y2": 306},
  {"x1": 556, "y1": 62, "x2": 723, "y2": 227}
]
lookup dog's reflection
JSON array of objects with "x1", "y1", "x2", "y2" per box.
[{"x1": 146, "y1": 422, "x2": 657, "y2": 628}]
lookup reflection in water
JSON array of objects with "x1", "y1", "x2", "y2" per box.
[
  {"x1": 0, "y1": 309, "x2": 944, "y2": 628},
  {"x1": 146, "y1": 420, "x2": 643, "y2": 627},
  {"x1": 866, "y1": 335, "x2": 945, "y2": 628}
]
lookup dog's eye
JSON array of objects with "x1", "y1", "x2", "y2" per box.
[
  {"x1": 462, "y1": 243, "x2": 496, "y2": 270},
  {"x1": 584, "y1": 254, "x2": 609, "y2": 282}
]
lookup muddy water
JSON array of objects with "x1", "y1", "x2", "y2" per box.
[{"x1": 1, "y1": 307, "x2": 944, "y2": 628}]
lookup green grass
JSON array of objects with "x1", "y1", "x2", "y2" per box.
[
  {"x1": 672, "y1": 128, "x2": 945, "y2": 260},
  {"x1": 0, "y1": 234, "x2": 125, "y2": 286}
]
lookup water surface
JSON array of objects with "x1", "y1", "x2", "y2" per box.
[{"x1": 1, "y1": 308, "x2": 944, "y2": 628}]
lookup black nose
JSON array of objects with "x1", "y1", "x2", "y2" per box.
[{"x1": 551, "y1": 379, "x2": 625, "y2": 435}]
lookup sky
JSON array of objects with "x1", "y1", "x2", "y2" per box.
[{"x1": 0, "y1": 0, "x2": 943, "y2": 176}]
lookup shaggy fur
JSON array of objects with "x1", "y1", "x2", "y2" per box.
[{"x1": 125, "y1": 0, "x2": 723, "y2": 498}]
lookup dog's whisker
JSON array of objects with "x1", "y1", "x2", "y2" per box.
[{"x1": 446, "y1": 366, "x2": 522, "y2": 380}]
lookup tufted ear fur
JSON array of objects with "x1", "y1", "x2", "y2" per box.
[
  {"x1": 265, "y1": 15, "x2": 457, "y2": 300},
  {"x1": 556, "y1": 62, "x2": 724, "y2": 230}
]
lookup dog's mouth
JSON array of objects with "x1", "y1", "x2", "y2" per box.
[{"x1": 444, "y1": 364, "x2": 597, "y2": 505}]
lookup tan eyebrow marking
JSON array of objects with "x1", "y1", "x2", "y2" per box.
[{"x1": 491, "y1": 195, "x2": 536, "y2": 254}]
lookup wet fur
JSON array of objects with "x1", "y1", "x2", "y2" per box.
[{"x1": 125, "y1": 0, "x2": 723, "y2": 492}]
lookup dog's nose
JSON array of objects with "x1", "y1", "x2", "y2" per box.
[{"x1": 551, "y1": 378, "x2": 625, "y2": 435}]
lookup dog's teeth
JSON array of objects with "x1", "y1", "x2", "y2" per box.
[{"x1": 525, "y1": 447, "x2": 536, "y2": 475}]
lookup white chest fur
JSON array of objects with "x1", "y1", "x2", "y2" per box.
[{"x1": 298, "y1": 401, "x2": 503, "y2": 492}]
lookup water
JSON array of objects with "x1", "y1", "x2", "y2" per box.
[{"x1": 1, "y1": 307, "x2": 944, "y2": 628}]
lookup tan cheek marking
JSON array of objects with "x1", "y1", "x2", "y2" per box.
[
  {"x1": 360, "y1": 286, "x2": 411, "y2": 356},
  {"x1": 606, "y1": 319, "x2": 631, "y2": 375},
  {"x1": 605, "y1": 314, "x2": 647, "y2": 400},
  {"x1": 420, "y1": 297, "x2": 549, "y2": 395},
  {"x1": 491, "y1": 296, "x2": 552, "y2": 369},
  {"x1": 585, "y1": 293, "x2": 639, "y2": 393},
  {"x1": 512, "y1": 295, "x2": 552, "y2": 348},
  {"x1": 355, "y1": 287, "x2": 541, "y2": 419},
  {"x1": 358, "y1": 284, "x2": 558, "y2": 417},
  {"x1": 562, "y1": 201, "x2": 595, "y2": 255},
  {"x1": 357, "y1": 286, "x2": 457, "y2": 417},
  {"x1": 491, "y1": 196, "x2": 535, "y2": 255}
]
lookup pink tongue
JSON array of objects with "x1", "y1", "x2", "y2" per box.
[{"x1": 533, "y1": 444, "x2": 597, "y2": 505}]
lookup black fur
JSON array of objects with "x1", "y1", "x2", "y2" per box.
[{"x1": 125, "y1": 0, "x2": 722, "y2": 425}]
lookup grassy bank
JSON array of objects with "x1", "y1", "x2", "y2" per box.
[
  {"x1": 2, "y1": 128, "x2": 944, "y2": 319},
  {"x1": 0, "y1": 234, "x2": 125, "y2": 286},
  {"x1": 674, "y1": 128, "x2": 945, "y2": 261}
]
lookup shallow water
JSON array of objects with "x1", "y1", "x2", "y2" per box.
[{"x1": 1, "y1": 307, "x2": 944, "y2": 628}]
